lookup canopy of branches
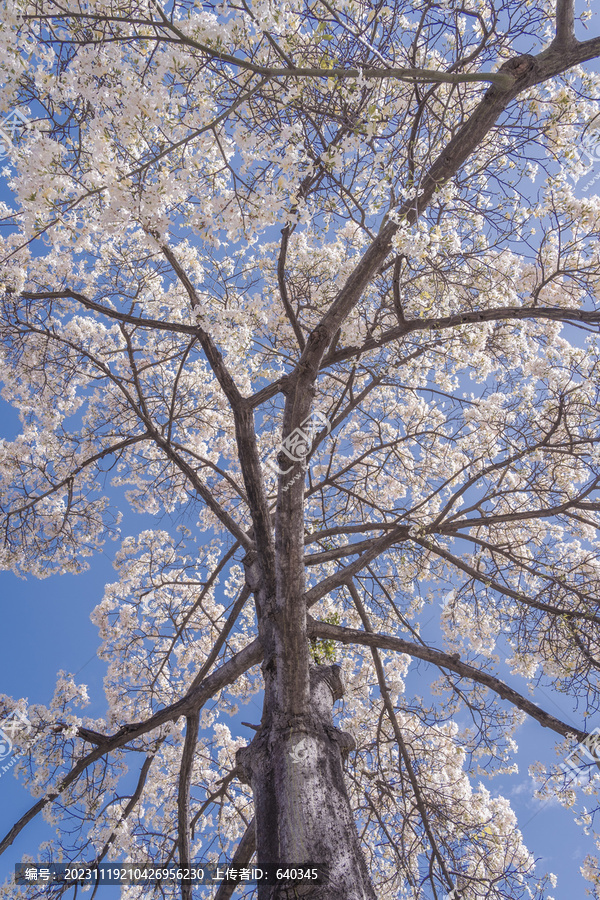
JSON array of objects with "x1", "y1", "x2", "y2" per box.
[{"x1": 1, "y1": 0, "x2": 600, "y2": 897}]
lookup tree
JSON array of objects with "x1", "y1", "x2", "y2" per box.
[{"x1": 1, "y1": 0, "x2": 600, "y2": 895}]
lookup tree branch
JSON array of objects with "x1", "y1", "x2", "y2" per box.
[
  {"x1": 19, "y1": 291, "x2": 199, "y2": 336},
  {"x1": 157, "y1": 239, "x2": 276, "y2": 600},
  {"x1": 554, "y1": 0, "x2": 575, "y2": 47},
  {"x1": 0, "y1": 640, "x2": 262, "y2": 856},
  {"x1": 178, "y1": 714, "x2": 199, "y2": 900},
  {"x1": 91, "y1": 750, "x2": 159, "y2": 865},
  {"x1": 3, "y1": 433, "x2": 149, "y2": 524},
  {"x1": 151, "y1": 431, "x2": 254, "y2": 550},
  {"x1": 323, "y1": 304, "x2": 600, "y2": 367},
  {"x1": 140, "y1": 4, "x2": 518, "y2": 88},
  {"x1": 213, "y1": 818, "x2": 256, "y2": 900},
  {"x1": 277, "y1": 226, "x2": 305, "y2": 351},
  {"x1": 413, "y1": 536, "x2": 600, "y2": 625},
  {"x1": 303, "y1": 525, "x2": 411, "y2": 608},
  {"x1": 307, "y1": 615, "x2": 585, "y2": 742},
  {"x1": 347, "y1": 582, "x2": 456, "y2": 897}
]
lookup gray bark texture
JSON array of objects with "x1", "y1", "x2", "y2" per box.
[{"x1": 236, "y1": 665, "x2": 374, "y2": 900}]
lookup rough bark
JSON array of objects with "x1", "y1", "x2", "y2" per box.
[{"x1": 236, "y1": 665, "x2": 374, "y2": 900}]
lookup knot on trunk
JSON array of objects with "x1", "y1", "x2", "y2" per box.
[
  {"x1": 243, "y1": 551, "x2": 261, "y2": 592},
  {"x1": 323, "y1": 723, "x2": 356, "y2": 759},
  {"x1": 309, "y1": 663, "x2": 345, "y2": 715},
  {"x1": 498, "y1": 53, "x2": 536, "y2": 80},
  {"x1": 235, "y1": 664, "x2": 354, "y2": 782},
  {"x1": 235, "y1": 739, "x2": 257, "y2": 785}
]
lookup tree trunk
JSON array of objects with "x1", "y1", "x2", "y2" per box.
[
  {"x1": 236, "y1": 664, "x2": 376, "y2": 900},
  {"x1": 236, "y1": 358, "x2": 378, "y2": 897}
]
